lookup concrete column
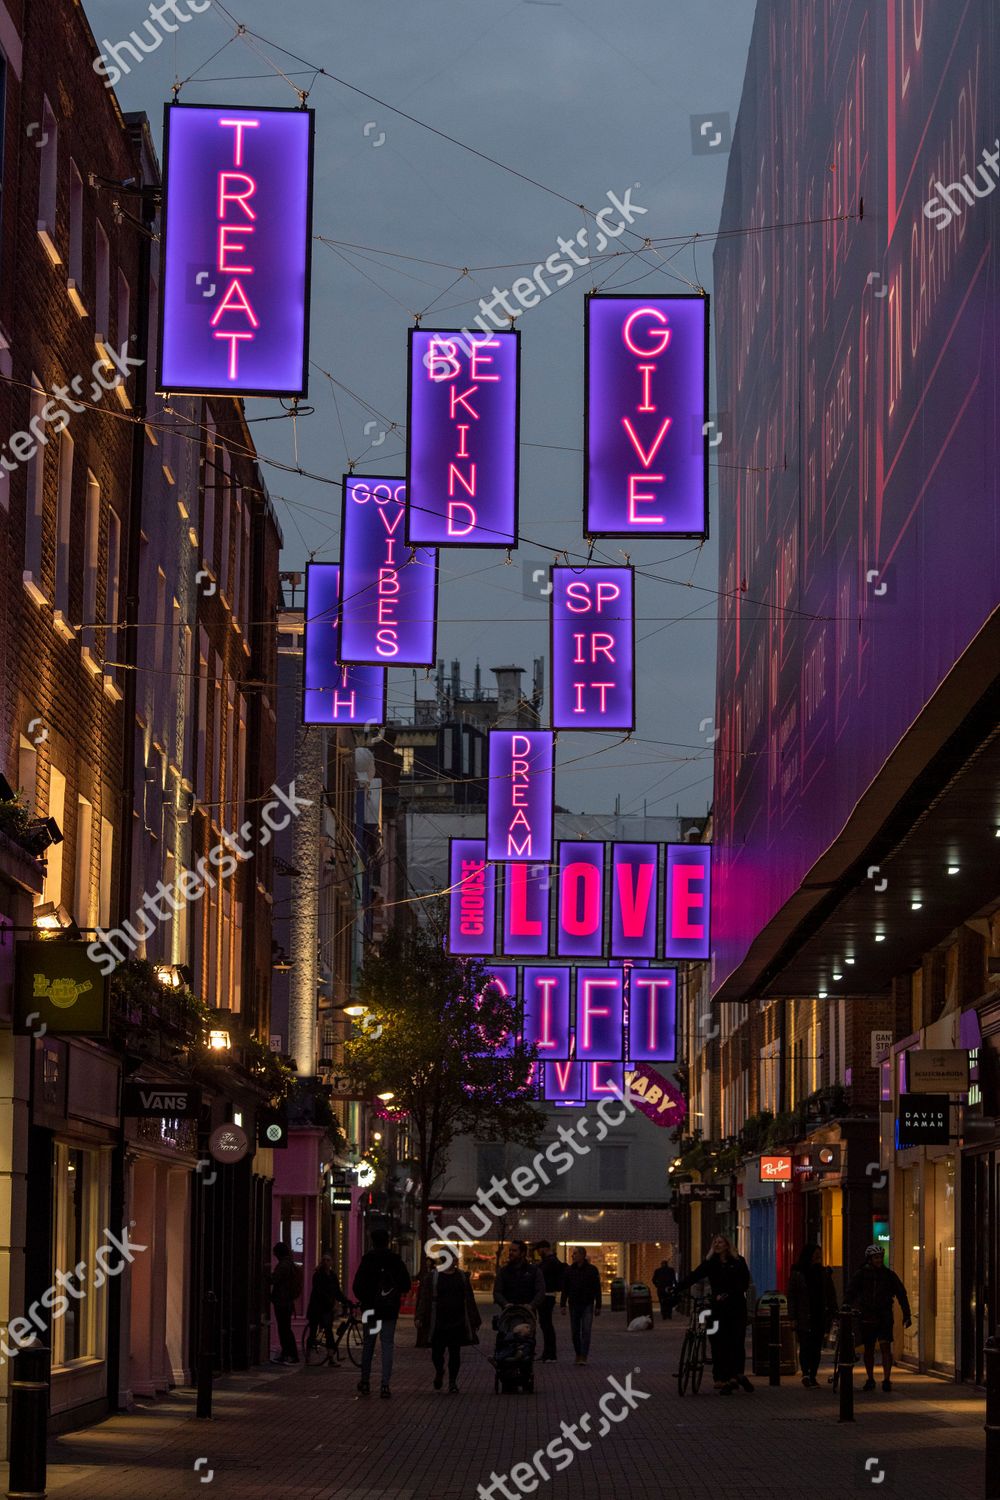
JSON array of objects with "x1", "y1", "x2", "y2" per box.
[{"x1": 289, "y1": 719, "x2": 323, "y2": 1075}]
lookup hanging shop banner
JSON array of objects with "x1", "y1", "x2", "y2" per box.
[
  {"x1": 610, "y1": 843, "x2": 659, "y2": 959},
  {"x1": 759, "y1": 1154, "x2": 792, "y2": 1182},
  {"x1": 406, "y1": 328, "x2": 519, "y2": 547},
  {"x1": 556, "y1": 842, "x2": 606, "y2": 959},
  {"x1": 575, "y1": 968, "x2": 624, "y2": 1060},
  {"x1": 338, "y1": 476, "x2": 437, "y2": 666},
  {"x1": 896, "y1": 1094, "x2": 951, "y2": 1147},
  {"x1": 157, "y1": 103, "x2": 315, "y2": 398},
  {"x1": 904, "y1": 1049, "x2": 970, "y2": 1095},
  {"x1": 664, "y1": 843, "x2": 711, "y2": 960},
  {"x1": 447, "y1": 839, "x2": 496, "y2": 956},
  {"x1": 472, "y1": 966, "x2": 518, "y2": 1057},
  {"x1": 486, "y1": 730, "x2": 554, "y2": 863},
  {"x1": 623, "y1": 1062, "x2": 686, "y2": 1126},
  {"x1": 502, "y1": 862, "x2": 551, "y2": 957},
  {"x1": 550, "y1": 567, "x2": 635, "y2": 731},
  {"x1": 522, "y1": 967, "x2": 572, "y2": 1060},
  {"x1": 543, "y1": 1060, "x2": 585, "y2": 1105},
  {"x1": 627, "y1": 968, "x2": 677, "y2": 1062},
  {"x1": 303, "y1": 564, "x2": 387, "y2": 726},
  {"x1": 584, "y1": 293, "x2": 709, "y2": 538},
  {"x1": 15, "y1": 941, "x2": 108, "y2": 1037},
  {"x1": 122, "y1": 1081, "x2": 202, "y2": 1118},
  {"x1": 586, "y1": 1061, "x2": 625, "y2": 1101}
]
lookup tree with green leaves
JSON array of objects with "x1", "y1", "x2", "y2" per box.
[{"x1": 344, "y1": 921, "x2": 544, "y2": 1267}]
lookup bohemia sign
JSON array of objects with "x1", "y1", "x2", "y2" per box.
[
  {"x1": 338, "y1": 477, "x2": 438, "y2": 666},
  {"x1": 486, "y1": 731, "x2": 555, "y2": 863},
  {"x1": 550, "y1": 566, "x2": 635, "y2": 731},
  {"x1": 584, "y1": 293, "x2": 709, "y2": 538},
  {"x1": 303, "y1": 564, "x2": 387, "y2": 726},
  {"x1": 157, "y1": 104, "x2": 315, "y2": 397},
  {"x1": 406, "y1": 329, "x2": 519, "y2": 547}
]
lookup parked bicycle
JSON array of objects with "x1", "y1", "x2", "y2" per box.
[
  {"x1": 675, "y1": 1294, "x2": 712, "y2": 1395},
  {"x1": 302, "y1": 1300, "x2": 365, "y2": 1367}
]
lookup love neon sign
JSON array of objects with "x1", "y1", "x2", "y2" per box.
[
  {"x1": 338, "y1": 476, "x2": 438, "y2": 666},
  {"x1": 303, "y1": 564, "x2": 386, "y2": 726},
  {"x1": 551, "y1": 566, "x2": 634, "y2": 731},
  {"x1": 158, "y1": 103, "x2": 314, "y2": 397},
  {"x1": 447, "y1": 839, "x2": 495, "y2": 957},
  {"x1": 486, "y1": 731, "x2": 554, "y2": 863},
  {"x1": 406, "y1": 329, "x2": 519, "y2": 547},
  {"x1": 664, "y1": 843, "x2": 711, "y2": 960},
  {"x1": 556, "y1": 843, "x2": 605, "y2": 959},
  {"x1": 502, "y1": 863, "x2": 551, "y2": 957},
  {"x1": 610, "y1": 842, "x2": 658, "y2": 958},
  {"x1": 584, "y1": 293, "x2": 708, "y2": 537}
]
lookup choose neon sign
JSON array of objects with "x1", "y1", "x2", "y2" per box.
[
  {"x1": 447, "y1": 839, "x2": 495, "y2": 957},
  {"x1": 551, "y1": 566, "x2": 634, "y2": 731},
  {"x1": 585, "y1": 293, "x2": 708, "y2": 537},
  {"x1": 406, "y1": 329, "x2": 519, "y2": 547},
  {"x1": 158, "y1": 103, "x2": 314, "y2": 397},
  {"x1": 486, "y1": 730, "x2": 554, "y2": 863},
  {"x1": 303, "y1": 564, "x2": 386, "y2": 726},
  {"x1": 338, "y1": 476, "x2": 438, "y2": 666}
]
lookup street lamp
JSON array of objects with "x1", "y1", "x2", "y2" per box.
[{"x1": 208, "y1": 1029, "x2": 232, "y2": 1052}]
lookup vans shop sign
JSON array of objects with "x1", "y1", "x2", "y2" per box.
[{"x1": 123, "y1": 1081, "x2": 201, "y2": 1118}]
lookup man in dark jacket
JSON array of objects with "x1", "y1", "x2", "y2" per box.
[
  {"x1": 352, "y1": 1227, "x2": 412, "y2": 1398},
  {"x1": 493, "y1": 1240, "x2": 545, "y2": 1310},
  {"x1": 270, "y1": 1242, "x2": 303, "y2": 1364},
  {"x1": 559, "y1": 1246, "x2": 602, "y2": 1364},
  {"x1": 305, "y1": 1252, "x2": 348, "y2": 1362},
  {"x1": 671, "y1": 1235, "x2": 753, "y2": 1393},
  {"x1": 415, "y1": 1262, "x2": 481, "y2": 1392},
  {"x1": 652, "y1": 1259, "x2": 677, "y2": 1320},
  {"x1": 846, "y1": 1244, "x2": 912, "y2": 1392},
  {"x1": 533, "y1": 1241, "x2": 567, "y2": 1361}
]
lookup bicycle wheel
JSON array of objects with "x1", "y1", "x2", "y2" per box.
[
  {"x1": 676, "y1": 1331, "x2": 694, "y2": 1395},
  {"x1": 691, "y1": 1333, "x2": 706, "y2": 1393},
  {"x1": 303, "y1": 1327, "x2": 330, "y2": 1367},
  {"x1": 345, "y1": 1319, "x2": 364, "y2": 1367}
]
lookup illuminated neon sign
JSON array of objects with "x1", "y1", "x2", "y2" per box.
[
  {"x1": 551, "y1": 567, "x2": 634, "y2": 730},
  {"x1": 338, "y1": 476, "x2": 438, "y2": 666},
  {"x1": 472, "y1": 966, "x2": 517, "y2": 1057},
  {"x1": 610, "y1": 842, "x2": 658, "y2": 958},
  {"x1": 664, "y1": 843, "x2": 711, "y2": 960},
  {"x1": 157, "y1": 103, "x2": 314, "y2": 397},
  {"x1": 522, "y1": 967, "x2": 572, "y2": 1060},
  {"x1": 575, "y1": 968, "x2": 624, "y2": 1060},
  {"x1": 556, "y1": 843, "x2": 605, "y2": 959},
  {"x1": 486, "y1": 730, "x2": 554, "y2": 863},
  {"x1": 584, "y1": 293, "x2": 708, "y2": 537},
  {"x1": 502, "y1": 863, "x2": 551, "y2": 957},
  {"x1": 543, "y1": 1060, "x2": 585, "y2": 1105},
  {"x1": 447, "y1": 839, "x2": 495, "y2": 957},
  {"x1": 406, "y1": 329, "x2": 519, "y2": 547},
  {"x1": 627, "y1": 969, "x2": 677, "y2": 1062},
  {"x1": 303, "y1": 564, "x2": 386, "y2": 726}
]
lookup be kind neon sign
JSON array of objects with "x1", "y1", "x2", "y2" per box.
[
  {"x1": 584, "y1": 293, "x2": 708, "y2": 538},
  {"x1": 551, "y1": 566, "x2": 634, "y2": 731},
  {"x1": 158, "y1": 104, "x2": 314, "y2": 398},
  {"x1": 406, "y1": 329, "x2": 519, "y2": 547}
]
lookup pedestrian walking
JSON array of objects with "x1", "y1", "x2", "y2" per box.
[
  {"x1": 846, "y1": 1244, "x2": 912, "y2": 1393},
  {"x1": 652, "y1": 1258, "x2": 678, "y2": 1321},
  {"x1": 415, "y1": 1260, "x2": 481, "y2": 1392},
  {"x1": 305, "y1": 1251, "x2": 348, "y2": 1362},
  {"x1": 269, "y1": 1242, "x2": 303, "y2": 1364},
  {"x1": 493, "y1": 1239, "x2": 546, "y2": 1310},
  {"x1": 559, "y1": 1246, "x2": 602, "y2": 1364},
  {"x1": 352, "y1": 1227, "x2": 412, "y2": 1398},
  {"x1": 671, "y1": 1234, "x2": 753, "y2": 1394},
  {"x1": 787, "y1": 1243, "x2": 837, "y2": 1386},
  {"x1": 532, "y1": 1240, "x2": 567, "y2": 1360}
]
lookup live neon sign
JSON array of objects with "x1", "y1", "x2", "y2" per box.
[
  {"x1": 406, "y1": 329, "x2": 519, "y2": 547},
  {"x1": 157, "y1": 104, "x2": 314, "y2": 398},
  {"x1": 302, "y1": 564, "x2": 386, "y2": 726},
  {"x1": 584, "y1": 293, "x2": 708, "y2": 538},
  {"x1": 338, "y1": 476, "x2": 438, "y2": 666},
  {"x1": 551, "y1": 567, "x2": 635, "y2": 731},
  {"x1": 486, "y1": 731, "x2": 554, "y2": 863}
]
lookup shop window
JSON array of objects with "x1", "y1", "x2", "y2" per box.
[{"x1": 51, "y1": 1143, "x2": 108, "y2": 1365}]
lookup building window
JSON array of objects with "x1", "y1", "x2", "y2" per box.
[
  {"x1": 23, "y1": 377, "x2": 47, "y2": 601},
  {"x1": 17, "y1": 737, "x2": 38, "y2": 810},
  {"x1": 202, "y1": 420, "x2": 216, "y2": 575},
  {"x1": 104, "y1": 506, "x2": 121, "y2": 691},
  {"x1": 116, "y1": 269, "x2": 130, "y2": 350},
  {"x1": 74, "y1": 795, "x2": 94, "y2": 928},
  {"x1": 400, "y1": 747, "x2": 415, "y2": 774},
  {"x1": 81, "y1": 474, "x2": 101, "y2": 672},
  {"x1": 36, "y1": 97, "x2": 58, "y2": 263},
  {"x1": 53, "y1": 430, "x2": 74, "y2": 632},
  {"x1": 51, "y1": 1143, "x2": 108, "y2": 1366},
  {"x1": 99, "y1": 816, "x2": 114, "y2": 927},
  {"x1": 598, "y1": 1144, "x2": 628, "y2": 1192},
  {"x1": 68, "y1": 160, "x2": 84, "y2": 308},
  {"x1": 94, "y1": 220, "x2": 110, "y2": 344},
  {"x1": 42, "y1": 766, "x2": 67, "y2": 908}
]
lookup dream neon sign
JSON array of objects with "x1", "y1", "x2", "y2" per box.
[
  {"x1": 551, "y1": 566, "x2": 635, "y2": 731},
  {"x1": 584, "y1": 293, "x2": 709, "y2": 538},
  {"x1": 157, "y1": 104, "x2": 314, "y2": 397},
  {"x1": 486, "y1": 731, "x2": 555, "y2": 863},
  {"x1": 406, "y1": 329, "x2": 519, "y2": 547},
  {"x1": 302, "y1": 564, "x2": 386, "y2": 726}
]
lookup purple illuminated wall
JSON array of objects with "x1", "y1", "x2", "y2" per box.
[
  {"x1": 486, "y1": 730, "x2": 554, "y2": 863},
  {"x1": 585, "y1": 294, "x2": 708, "y2": 537},
  {"x1": 502, "y1": 863, "x2": 551, "y2": 957},
  {"x1": 447, "y1": 839, "x2": 495, "y2": 956},
  {"x1": 710, "y1": 4, "x2": 1000, "y2": 996},
  {"x1": 158, "y1": 104, "x2": 314, "y2": 397},
  {"x1": 556, "y1": 843, "x2": 605, "y2": 958},
  {"x1": 551, "y1": 567, "x2": 635, "y2": 730},
  {"x1": 406, "y1": 329, "x2": 519, "y2": 546},
  {"x1": 522, "y1": 967, "x2": 572, "y2": 1060},
  {"x1": 338, "y1": 476, "x2": 437, "y2": 666},
  {"x1": 303, "y1": 565, "x2": 386, "y2": 726},
  {"x1": 627, "y1": 969, "x2": 677, "y2": 1062},
  {"x1": 610, "y1": 843, "x2": 658, "y2": 958},
  {"x1": 664, "y1": 844, "x2": 710, "y2": 961}
]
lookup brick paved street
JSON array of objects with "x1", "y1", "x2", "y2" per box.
[{"x1": 19, "y1": 1315, "x2": 985, "y2": 1500}]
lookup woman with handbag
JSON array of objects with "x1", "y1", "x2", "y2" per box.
[{"x1": 415, "y1": 1260, "x2": 481, "y2": 1392}]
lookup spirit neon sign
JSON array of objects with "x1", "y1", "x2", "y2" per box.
[
  {"x1": 551, "y1": 567, "x2": 635, "y2": 731},
  {"x1": 406, "y1": 329, "x2": 519, "y2": 547},
  {"x1": 338, "y1": 476, "x2": 438, "y2": 666},
  {"x1": 303, "y1": 564, "x2": 386, "y2": 726},
  {"x1": 486, "y1": 730, "x2": 554, "y2": 863}
]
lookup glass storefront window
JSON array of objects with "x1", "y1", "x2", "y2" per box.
[
  {"x1": 51, "y1": 1142, "x2": 109, "y2": 1367},
  {"x1": 930, "y1": 1157, "x2": 955, "y2": 1370},
  {"x1": 899, "y1": 1167, "x2": 920, "y2": 1362}
]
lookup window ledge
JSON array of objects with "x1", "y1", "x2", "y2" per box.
[
  {"x1": 81, "y1": 645, "x2": 102, "y2": 678},
  {"x1": 22, "y1": 572, "x2": 49, "y2": 608},
  {"x1": 52, "y1": 609, "x2": 76, "y2": 641},
  {"x1": 102, "y1": 674, "x2": 123, "y2": 703},
  {"x1": 66, "y1": 279, "x2": 88, "y2": 317},
  {"x1": 37, "y1": 223, "x2": 62, "y2": 267}
]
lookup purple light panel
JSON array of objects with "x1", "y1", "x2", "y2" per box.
[
  {"x1": 522, "y1": 968, "x2": 572, "y2": 1060},
  {"x1": 664, "y1": 844, "x2": 711, "y2": 960},
  {"x1": 447, "y1": 839, "x2": 495, "y2": 957},
  {"x1": 575, "y1": 969, "x2": 624, "y2": 1060},
  {"x1": 627, "y1": 969, "x2": 677, "y2": 1062},
  {"x1": 543, "y1": 1060, "x2": 585, "y2": 1105},
  {"x1": 585, "y1": 294, "x2": 708, "y2": 537},
  {"x1": 556, "y1": 843, "x2": 605, "y2": 959},
  {"x1": 486, "y1": 730, "x2": 554, "y2": 863},
  {"x1": 610, "y1": 843, "x2": 659, "y2": 959},
  {"x1": 586, "y1": 1061, "x2": 625, "y2": 1101},
  {"x1": 406, "y1": 329, "x2": 519, "y2": 547},
  {"x1": 551, "y1": 567, "x2": 634, "y2": 730},
  {"x1": 502, "y1": 863, "x2": 551, "y2": 957},
  {"x1": 303, "y1": 565, "x2": 386, "y2": 727},
  {"x1": 338, "y1": 477, "x2": 437, "y2": 666},
  {"x1": 158, "y1": 104, "x2": 314, "y2": 397},
  {"x1": 472, "y1": 966, "x2": 517, "y2": 1057}
]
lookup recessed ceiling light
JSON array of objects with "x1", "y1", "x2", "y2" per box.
[
  {"x1": 911, "y1": 899, "x2": 922, "y2": 910},
  {"x1": 818, "y1": 989, "x2": 828, "y2": 998},
  {"x1": 875, "y1": 933, "x2": 886, "y2": 943},
  {"x1": 833, "y1": 972, "x2": 843, "y2": 981},
  {"x1": 845, "y1": 957, "x2": 855, "y2": 965},
  {"x1": 947, "y1": 865, "x2": 960, "y2": 875}
]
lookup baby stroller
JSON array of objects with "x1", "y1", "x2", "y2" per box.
[{"x1": 492, "y1": 1304, "x2": 537, "y2": 1394}]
